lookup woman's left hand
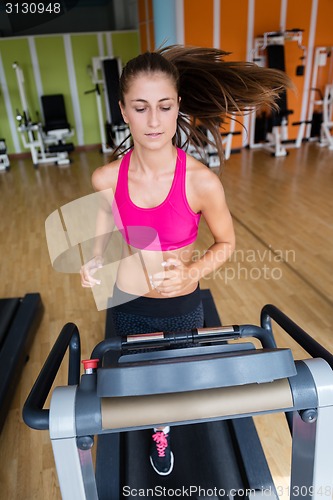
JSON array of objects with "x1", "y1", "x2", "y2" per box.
[{"x1": 150, "y1": 258, "x2": 198, "y2": 297}]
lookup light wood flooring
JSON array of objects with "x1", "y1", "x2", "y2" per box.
[{"x1": 0, "y1": 142, "x2": 332, "y2": 499}]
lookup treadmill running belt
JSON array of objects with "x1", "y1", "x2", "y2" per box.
[{"x1": 97, "y1": 421, "x2": 247, "y2": 499}]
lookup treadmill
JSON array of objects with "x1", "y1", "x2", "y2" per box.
[
  {"x1": 0, "y1": 293, "x2": 43, "y2": 433},
  {"x1": 23, "y1": 290, "x2": 333, "y2": 499}
]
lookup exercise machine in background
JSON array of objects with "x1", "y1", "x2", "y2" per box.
[
  {"x1": 182, "y1": 116, "x2": 241, "y2": 168},
  {"x1": 0, "y1": 293, "x2": 43, "y2": 433},
  {"x1": 0, "y1": 86, "x2": 10, "y2": 171},
  {"x1": 307, "y1": 46, "x2": 333, "y2": 150},
  {"x1": 13, "y1": 62, "x2": 74, "y2": 168},
  {"x1": 85, "y1": 57, "x2": 130, "y2": 154},
  {"x1": 249, "y1": 29, "x2": 308, "y2": 157},
  {"x1": 0, "y1": 138, "x2": 10, "y2": 171},
  {"x1": 23, "y1": 290, "x2": 333, "y2": 499},
  {"x1": 318, "y1": 84, "x2": 333, "y2": 149}
]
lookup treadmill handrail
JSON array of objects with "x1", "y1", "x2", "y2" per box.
[
  {"x1": 22, "y1": 322, "x2": 81, "y2": 430},
  {"x1": 261, "y1": 304, "x2": 333, "y2": 368},
  {"x1": 91, "y1": 324, "x2": 276, "y2": 362}
]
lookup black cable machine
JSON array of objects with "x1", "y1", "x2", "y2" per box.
[
  {"x1": 249, "y1": 29, "x2": 310, "y2": 156},
  {"x1": 0, "y1": 293, "x2": 43, "y2": 433},
  {"x1": 23, "y1": 290, "x2": 333, "y2": 499},
  {"x1": 85, "y1": 57, "x2": 130, "y2": 154}
]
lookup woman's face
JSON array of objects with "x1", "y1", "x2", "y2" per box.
[{"x1": 119, "y1": 71, "x2": 179, "y2": 151}]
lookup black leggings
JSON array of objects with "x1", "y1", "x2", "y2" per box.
[{"x1": 109, "y1": 284, "x2": 204, "y2": 336}]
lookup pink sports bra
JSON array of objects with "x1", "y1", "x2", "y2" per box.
[{"x1": 112, "y1": 148, "x2": 201, "y2": 251}]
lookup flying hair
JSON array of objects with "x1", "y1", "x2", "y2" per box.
[{"x1": 115, "y1": 44, "x2": 293, "y2": 169}]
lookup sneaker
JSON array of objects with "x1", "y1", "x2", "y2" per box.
[{"x1": 150, "y1": 430, "x2": 174, "y2": 475}]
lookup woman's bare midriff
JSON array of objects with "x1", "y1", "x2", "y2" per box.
[{"x1": 115, "y1": 241, "x2": 198, "y2": 298}]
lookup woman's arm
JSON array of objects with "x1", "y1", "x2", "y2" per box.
[
  {"x1": 188, "y1": 172, "x2": 235, "y2": 279},
  {"x1": 80, "y1": 164, "x2": 118, "y2": 288},
  {"x1": 91, "y1": 191, "x2": 115, "y2": 259}
]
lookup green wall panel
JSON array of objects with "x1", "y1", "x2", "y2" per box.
[
  {"x1": 71, "y1": 34, "x2": 100, "y2": 146},
  {"x1": 112, "y1": 31, "x2": 140, "y2": 64},
  {"x1": 0, "y1": 38, "x2": 39, "y2": 153}
]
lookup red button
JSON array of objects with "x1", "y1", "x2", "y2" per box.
[{"x1": 82, "y1": 359, "x2": 99, "y2": 370}]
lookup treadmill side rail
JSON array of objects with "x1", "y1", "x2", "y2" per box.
[
  {"x1": 290, "y1": 358, "x2": 333, "y2": 500},
  {"x1": 50, "y1": 386, "x2": 98, "y2": 500}
]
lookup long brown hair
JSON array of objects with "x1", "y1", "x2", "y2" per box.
[{"x1": 115, "y1": 44, "x2": 292, "y2": 167}]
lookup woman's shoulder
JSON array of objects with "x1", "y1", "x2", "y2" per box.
[
  {"x1": 183, "y1": 152, "x2": 226, "y2": 212},
  {"x1": 91, "y1": 157, "x2": 122, "y2": 192},
  {"x1": 185, "y1": 152, "x2": 224, "y2": 193}
]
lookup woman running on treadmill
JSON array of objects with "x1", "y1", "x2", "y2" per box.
[{"x1": 80, "y1": 45, "x2": 291, "y2": 476}]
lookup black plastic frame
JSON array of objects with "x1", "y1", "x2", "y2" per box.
[{"x1": 22, "y1": 322, "x2": 80, "y2": 430}]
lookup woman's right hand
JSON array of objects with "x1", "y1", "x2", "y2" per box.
[{"x1": 80, "y1": 256, "x2": 104, "y2": 288}]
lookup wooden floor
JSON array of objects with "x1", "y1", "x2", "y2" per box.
[{"x1": 0, "y1": 142, "x2": 332, "y2": 499}]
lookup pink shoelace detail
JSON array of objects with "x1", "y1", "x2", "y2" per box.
[{"x1": 152, "y1": 431, "x2": 169, "y2": 457}]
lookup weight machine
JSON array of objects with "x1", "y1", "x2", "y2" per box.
[
  {"x1": 182, "y1": 116, "x2": 241, "y2": 168},
  {"x1": 0, "y1": 87, "x2": 10, "y2": 171},
  {"x1": 85, "y1": 57, "x2": 130, "y2": 154},
  {"x1": 249, "y1": 29, "x2": 308, "y2": 157},
  {"x1": 0, "y1": 138, "x2": 10, "y2": 171},
  {"x1": 205, "y1": 119, "x2": 241, "y2": 166},
  {"x1": 13, "y1": 62, "x2": 74, "y2": 168},
  {"x1": 318, "y1": 84, "x2": 333, "y2": 149},
  {"x1": 306, "y1": 46, "x2": 333, "y2": 149}
]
